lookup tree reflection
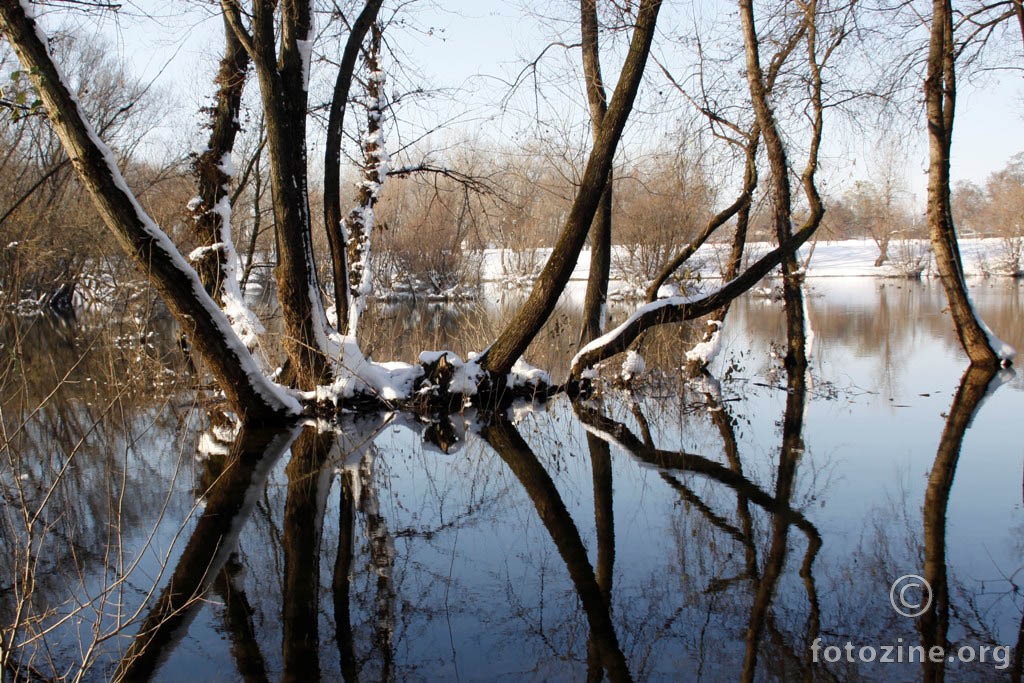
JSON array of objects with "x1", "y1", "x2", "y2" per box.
[
  {"x1": 918, "y1": 364, "x2": 1003, "y2": 683},
  {"x1": 115, "y1": 422, "x2": 301, "y2": 681},
  {"x1": 7, "y1": 350, "x2": 1018, "y2": 680},
  {"x1": 281, "y1": 427, "x2": 335, "y2": 681},
  {"x1": 586, "y1": 432, "x2": 615, "y2": 683},
  {"x1": 481, "y1": 418, "x2": 632, "y2": 682},
  {"x1": 575, "y1": 360, "x2": 823, "y2": 681}
]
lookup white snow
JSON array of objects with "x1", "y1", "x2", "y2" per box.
[
  {"x1": 571, "y1": 294, "x2": 699, "y2": 374},
  {"x1": 690, "y1": 372, "x2": 722, "y2": 402},
  {"x1": 685, "y1": 320, "x2": 723, "y2": 365},
  {"x1": 478, "y1": 238, "x2": 1024, "y2": 287},
  {"x1": 802, "y1": 286, "x2": 815, "y2": 360},
  {"x1": 187, "y1": 242, "x2": 226, "y2": 262},
  {"x1": 620, "y1": 350, "x2": 645, "y2": 380},
  {"x1": 297, "y1": 39, "x2": 313, "y2": 90},
  {"x1": 508, "y1": 357, "x2": 551, "y2": 388},
  {"x1": 417, "y1": 351, "x2": 484, "y2": 395},
  {"x1": 217, "y1": 153, "x2": 236, "y2": 178},
  {"x1": 507, "y1": 399, "x2": 542, "y2": 424},
  {"x1": 970, "y1": 300, "x2": 1017, "y2": 365},
  {"x1": 197, "y1": 432, "x2": 230, "y2": 458}
]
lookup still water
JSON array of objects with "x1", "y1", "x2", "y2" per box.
[{"x1": 2, "y1": 278, "x2": 1023, "y2": 681}]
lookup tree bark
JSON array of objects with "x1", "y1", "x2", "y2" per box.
[
  {"x1": 0, "y1": 1, "x2": 296, "y2": 421},
  {"x1": 483, "y1": 0, "x2": 663, "y2": 376},
  {"x1": 224, "y1": 0, "x2": 333, "y2": 389},
  {"x1": 924, "y1": 0, "x2": 1002, "y2": 368},
  {"x1": 578, "y1": 0, "x2": 612, "y2": 346},
  {"x1": 738, "y1": 0, "x2": 808, "y2": 374},
  {"x1": 190, "y1": 13, "x2": 251, "y2": 303},
  {"x1": 342, "y1": 23, "x2": 387, "y2": 336}
]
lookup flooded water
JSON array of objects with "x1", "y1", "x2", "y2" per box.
[{"x1": 2, "y1": 278, "x2": 1023, "y2": 681}]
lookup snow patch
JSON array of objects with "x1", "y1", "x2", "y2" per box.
[
  {"x1": 620, "y1": 350, "x2": 645, "y2": 380},
  {"x1": 508, "y1": 358, "x2": 551, "y2": 389},
  {"x1": 685, "y1": 320, "x2": 723, "y2": 365}
]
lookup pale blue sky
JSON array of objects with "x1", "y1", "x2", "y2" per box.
[{"x1": 51, "y1": 0, "x2": 1024, "y2": 205}]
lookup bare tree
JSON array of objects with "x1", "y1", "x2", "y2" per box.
[
  {"x1": 568, "y1": 0, "x2": 842, "y2": 380},
  {"x1": 577, "y1": 0, "x2": 613, "y2": 346},
  {"x1": 924, "y1": 0, "x2": 1014, "y2": 367},
  {"x1": 481, "y1": 0, "x2": 664, "y2": 377},
  {"x1": 0, "y1": 1, "x2": 299, "y2": 420}
]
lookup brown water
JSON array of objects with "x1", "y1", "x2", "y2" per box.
[{"x1": 2, "y1": 278, "x2": 1023, "y2": 681}]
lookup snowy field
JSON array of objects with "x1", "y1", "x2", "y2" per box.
[{"x1": 479, "y1": 237, "x2": 1023, "y2": 284}]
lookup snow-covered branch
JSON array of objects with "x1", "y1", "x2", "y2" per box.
[{"x1": 570, "y1": 221, "x2": 819, "y2": 379}]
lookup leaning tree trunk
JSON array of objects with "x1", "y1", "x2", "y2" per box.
[
  {"x1": 578, "y1": 0, "x2": 613, "y2": 347},
  {"x1": 0, "y1": 1, "x2": 297, "y2": 421},
  {"x1": 568, "y1": 2, "x2": 831, "y2": 382},
  {"x1": 924, "y1": 0, "x2": 1004, "y2": 368},
  {"x1": 483, "y1": 0, "x2": 663, "y2": 376}
]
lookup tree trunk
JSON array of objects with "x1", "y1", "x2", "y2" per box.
[
  {"x1": 580, "y1": 180, "x2": 613, "y2": 345},
  {"x1": 924, "y1": 0, "x2": 1002, "y2": 368},
  {"x1": 190, "y1": 14, "x2": 250, "y2": 303},
  {"x1": 874, "y1": 235, "x2": 889, "y2": 267},
  {"x1": 225, "y1": 0, "x2": 333, "y2": 389},
  {"x1": 738, "y1": 0, "x2": 808, "y2": 374},
  {"x1": 324, "y1": 0, "x2": 384, "y2": 327},
  {"x1": 578, "y1": 0, "x2": 612, "y2": 346},
  {"x1": 0, "y1": 1, "x2": 297, "y2": 421},
  {"x1": 482, "y1": 0, "x2": 663, "y2": 376},
  {"x1": 342, "y1": 23, "x2": 387, "y2": 336}
]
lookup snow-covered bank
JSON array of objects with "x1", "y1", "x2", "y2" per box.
[{"x1": 479, "y1": 238, "x2": 1023, "y2": 289}]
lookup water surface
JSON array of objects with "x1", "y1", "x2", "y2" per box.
[{"x1": 2, "y1": 278, "x2": 1023, "y2": 681}]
